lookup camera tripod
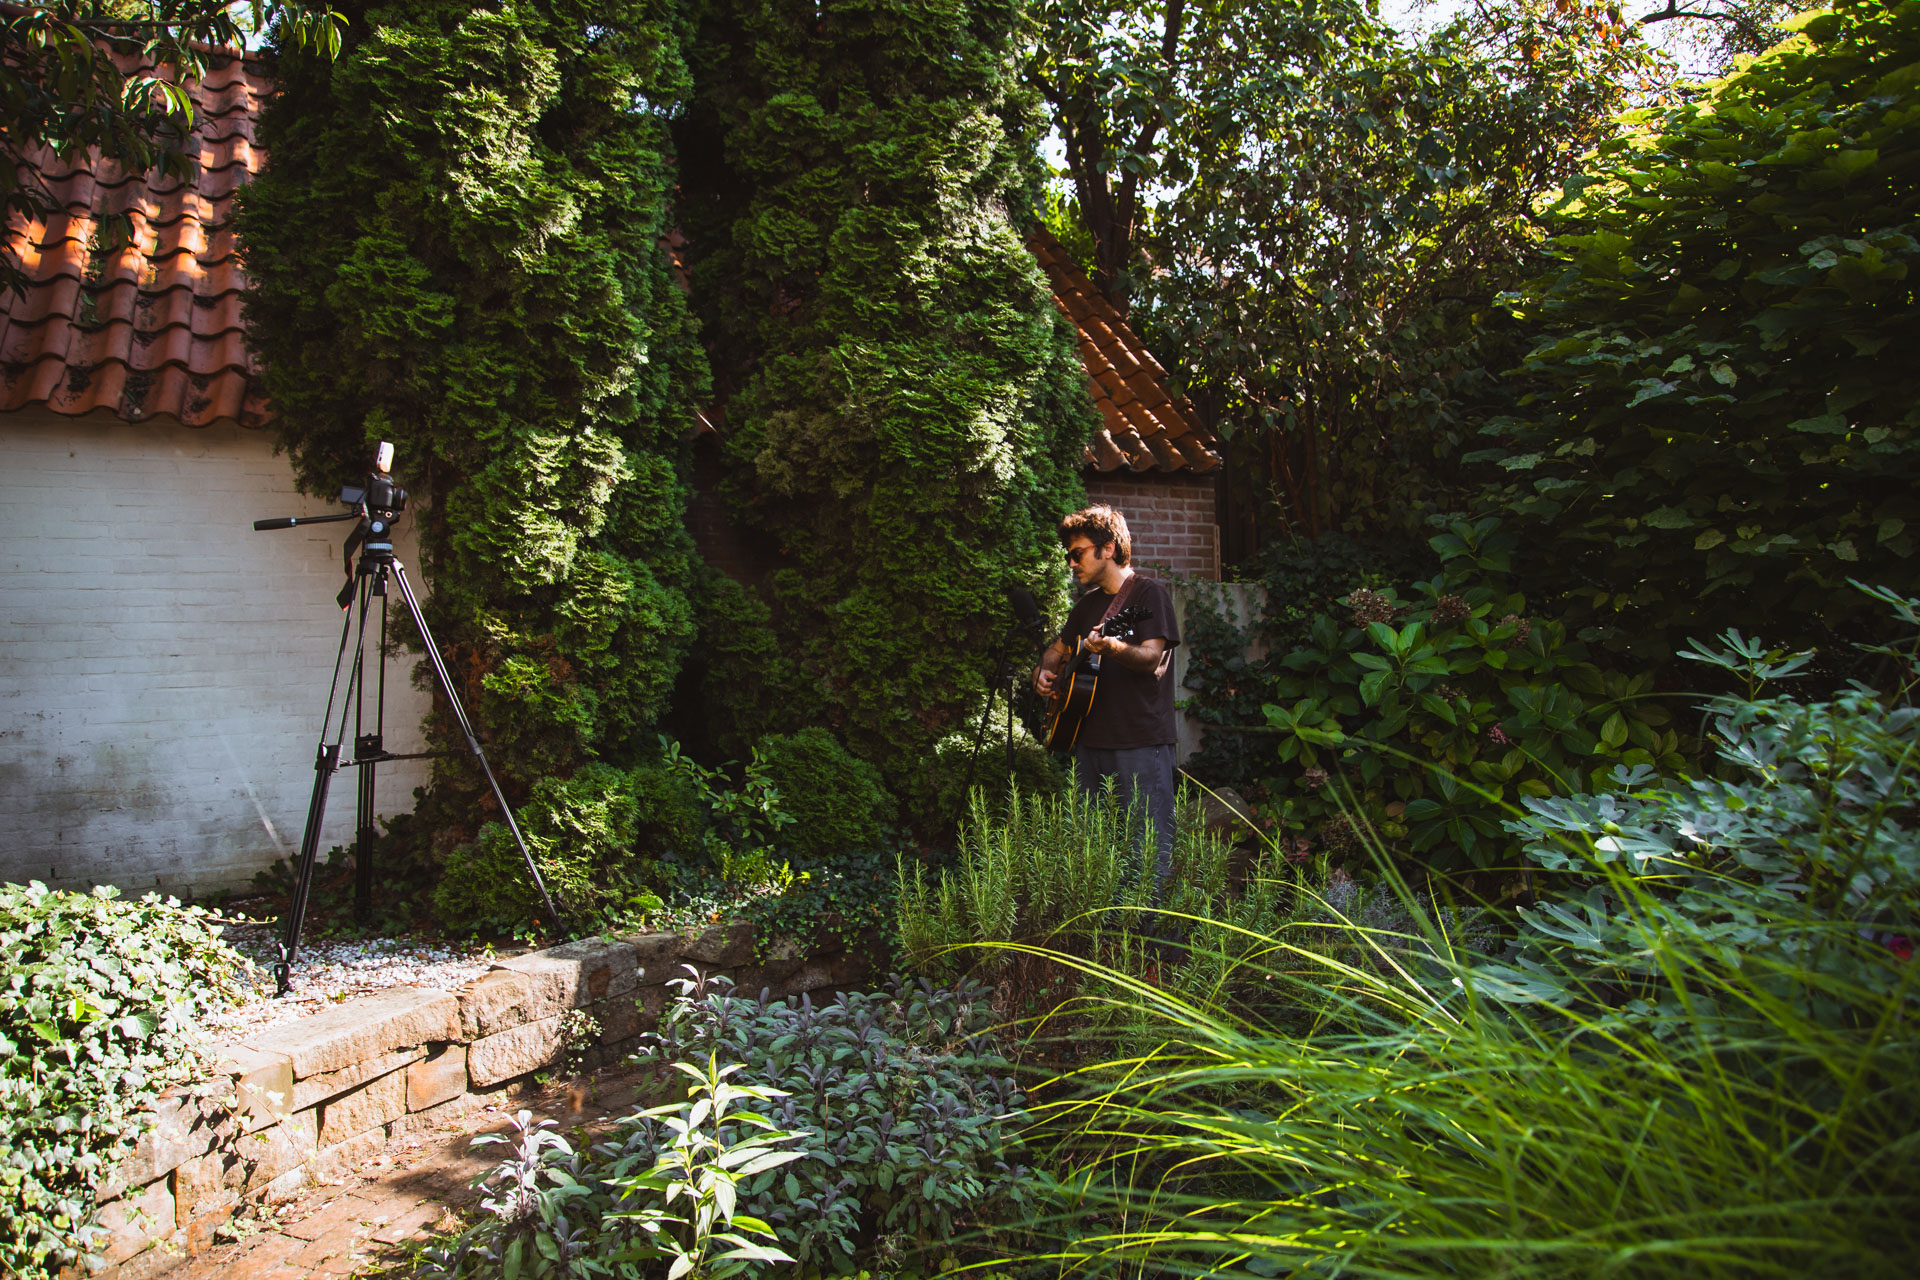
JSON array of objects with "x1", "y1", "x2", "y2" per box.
[{"x1": 255, "y1": 444, "x2": 559, "y2": 996}]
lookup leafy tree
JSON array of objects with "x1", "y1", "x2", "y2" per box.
[
  {"x1": 1, "y1": 0, "x2": 341, "y2": 296},
  {"x1": 239, "y1": 0, "x2": 709, "y2": 891},
  {"x1": 1023, "y1": 0, "x2": 1373, "y2": 316},
  {"x1": 675, "y1": 0, "x2": 1092, "y2": 813},
  {"x1": 1634, "y1": 0, "x2": 1801, "y2": 74},
  {"x1": 1140, "y1": 0, "x2": 1654, "y2": 537},
  {"x1": 1480, "y1": 0, "x2": 1920, "y2": 664}
]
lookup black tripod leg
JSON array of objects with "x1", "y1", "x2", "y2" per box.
[
  {"x1": 276, "y1": 578, "x2": 365, "y2": 996},
  {"x1": 389, "y1": 562, "x2": 563, "y2": 929},
  {"x1": 355, "y1": 755, "x2": 375, "y2": 924},
  {"x1": 1005, "y1": 670, "x2": 1017, "y2": 776},
  {"x1": 277, "y1": 741, "x2": 341, "y2": 995}
]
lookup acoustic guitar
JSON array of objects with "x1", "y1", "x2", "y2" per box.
[{"x1": 1044, "y1": 604, "x2": 1153, "y2": 750}]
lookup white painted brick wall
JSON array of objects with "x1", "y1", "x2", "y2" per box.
[{"x1": 1, "y1": 409, "x2": 433, "y2": 898}]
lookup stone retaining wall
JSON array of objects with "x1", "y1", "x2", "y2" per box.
[{"x1": 86, "y1": 921, "x2": 874, "y2": 1278}]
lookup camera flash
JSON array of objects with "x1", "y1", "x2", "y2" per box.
[{"x1": 375, "y1": 441, "x2": 394, "y2": 474}]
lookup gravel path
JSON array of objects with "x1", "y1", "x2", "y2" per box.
[{"x1": 206, "y1": 914, "x2": 522, "y2": 1042}]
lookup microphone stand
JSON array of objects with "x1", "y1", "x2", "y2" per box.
[{"x1": 962, "y1": 610, "x2": 1047, "y2": 800}]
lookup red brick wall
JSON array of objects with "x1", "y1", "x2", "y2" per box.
[
  {"x1": 688, "y1": 458, "x2": 1222, "y2": 585},
  {"x1": 1083, "y1": 472, "x2": 1220, "y2": 581}
]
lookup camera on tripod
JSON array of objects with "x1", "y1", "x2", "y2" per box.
[
  {"x1": 345, "y1": 441, "x2": 407, "y2": 527},
  {"x1": 252, "y1": 440, "x2": 558, "y2": 995}
]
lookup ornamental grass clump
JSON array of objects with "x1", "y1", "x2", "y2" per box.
[
  {"x1": 0, "y1": 883, "x2": 249, "y2": 1279},
  {"x1": 999, "y1": 601, "x2": 1920, "y2": 1277}
]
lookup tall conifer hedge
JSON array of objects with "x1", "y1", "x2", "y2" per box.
[
  {"x1": 677, "y1": 0, "x2": 1093, "y2": 806},
  {"x1": 239, "y1": 0, "x2": 708, "y2": 902}
]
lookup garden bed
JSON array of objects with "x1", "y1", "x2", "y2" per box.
[
  {"x1": 205, "y1": 914, "x2": 513, "y2": 1042},
  {"x1": 89, "y1": 917, "x2": 880, "y2": 1279}
]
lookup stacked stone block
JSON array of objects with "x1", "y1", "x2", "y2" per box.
[{"x1": 85, "y1": 920, "x2": 876, "y2": 1278}]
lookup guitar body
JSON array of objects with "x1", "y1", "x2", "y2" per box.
[
  {"x1": 1044, "y1": 605, "x2": 1152, "y2": 751},
  {"x1": 1044, "y1": 642, "x2": 1104, "y2": 750}
]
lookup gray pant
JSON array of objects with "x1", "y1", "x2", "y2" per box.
[{"x1": 1073, "y1": 743, "x2": 1177, "y2": 904}]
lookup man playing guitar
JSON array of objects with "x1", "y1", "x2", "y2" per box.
[{"x1": 1031, "y1": 505, "x2": 1181, "y2": 903}]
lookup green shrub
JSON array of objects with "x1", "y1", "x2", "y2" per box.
[
  {"x1": 997, "y1": 603, "x2": 1920, "y2": 1277},
  {"x1": 1486, "y1": 591, "x2": 1920, "y2": 1033},
  {"x1": 1185, "y1": 517, "x2": 1685, "y2": 870},
  {"x1": 682, "y1": 566, "x2": 810, "y2": 763},
  {"x1": 433, "y1": 737, "x2": 823, "y2": 934},
  {"x1": 1480, "y1": 0, "x2": 1920, "y2": 664},
  {"x1": 898, "y1": 783, "x2": 1303, "y2": 1019},
  {"x1": 434, "y1": 763, "x2": 645, "y2": 934},
  {"x1": 659, "y1": 737, "x2": 796, "y2": 885},
  {"x1": 0, "y1": 884, "x2": 249, "y2": 1279},
  {"x1": 678, "y1": 0, "x2": 1092, "y2": 816},
  {"x1": 753, "y1": 727, "x2": 896, "y2": 862},
  {"x1": 629, "y1": 755, "x2": 710, "y2": 858},
  {"x1": 927, "y1": 710, "x2": 1068, "y2": 826},
  {"x1": 421, "y1": 973, "x2": 1030, "y2": 1277},
  {"x1": 241, "y1": 0, "x2": 708, "y2": 845},
  {"x1": 1180, "y1": 531, "x2": 1426, "y2": 789}
]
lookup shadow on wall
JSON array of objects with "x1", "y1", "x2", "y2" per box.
[{"x1": 0, "y1": 411, "x2": 434, "y2": 899}]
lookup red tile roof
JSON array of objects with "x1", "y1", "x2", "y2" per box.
[
  {"x1": 1, "y1": 52, "x2": 271, "y2": 428},
  {"x1": 1, "y1": 59, "x2": 1218, "y2": 458},
  {"x1": 1028, "y1": 228, "x2": 1220, "y2": 474}
]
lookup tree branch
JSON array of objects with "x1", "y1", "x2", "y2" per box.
[{"x1": 1638, "y1": 1, "x2": 1746, "y2": 24}]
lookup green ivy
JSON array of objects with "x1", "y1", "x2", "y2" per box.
[
  {"x1": 239, "y1": 0, "x2": 710, "y2": 882},
  {"x1": 1479, "y1": 0, "x2": 1920, "y2": 664},
  {"x1": 0, "y1": 884, "x2": 249, "y2": 1279},
  {"x1": 674, "y1": 0, "x2": 1094, "y2": 818}
]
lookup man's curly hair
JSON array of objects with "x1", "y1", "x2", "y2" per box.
[{"x1": 1058, "y1": 504, "x2": 1132, "y2": 567}]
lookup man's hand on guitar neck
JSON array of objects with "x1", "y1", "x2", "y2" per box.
[{"x1": 1083, "y1": 632, "x2": 1168, "y2": 674}]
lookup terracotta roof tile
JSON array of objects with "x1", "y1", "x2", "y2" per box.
[
  {"x1": 1088, "y1": 430, "x2": 1128, "y2": 470},
  {"x1": 1028, "y1": 228, "x2": 1218, "y2": 474},
  {"x1": 2, "y1": 49, "x2": 272, "y2": 428}
]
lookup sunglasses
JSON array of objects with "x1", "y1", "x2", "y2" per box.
[{"x1": 1066, "y1": 545, "x2": 1098, "y2": 565}]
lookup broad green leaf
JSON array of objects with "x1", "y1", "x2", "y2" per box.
[{"x1": 1599, "y1": 713, "x2": 1628, "y2": 750}]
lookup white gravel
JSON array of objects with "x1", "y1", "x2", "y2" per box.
[{"x1": 206, "y1": 917, "x2": 518, "y2": 1042}]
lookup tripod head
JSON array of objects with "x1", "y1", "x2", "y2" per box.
[
  {"x1": 255, "y1": 441, "x2": 409, "y2": 536},
  {"x1": 255, "y1": 442, "x2": 411, "y2": 604}
]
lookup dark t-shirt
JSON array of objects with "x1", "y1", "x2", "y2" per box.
[{"x1": 1057, "y1": 573, "x2": 1181, "y2": 749}]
